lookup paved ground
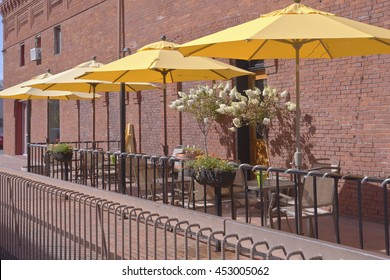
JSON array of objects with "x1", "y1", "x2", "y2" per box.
[{"x1": 0, "y1": 152, "x2": 27, "y2": 170}]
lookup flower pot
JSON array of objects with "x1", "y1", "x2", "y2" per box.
[
  {"x1": 256, "y1": 172, "x2": 267, "y2": 187},
  {"x1": 53, "y1": 152, "x2": 73, "y2": 163},
  {"x1": 192, "y1": 169, "x2": 236, "y2": 188}
]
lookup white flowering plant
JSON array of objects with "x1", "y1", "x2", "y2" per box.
[
  {"x1": 170, "y1": 83, "x2": 231, "y2": 155},
  {"x1": 217, "y1": 84, "x2": 296, "y2": 166}
]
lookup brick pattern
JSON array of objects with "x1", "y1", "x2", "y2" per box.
[{"x1": 1, "y1": 0, "x2": 389, "y2": 220}]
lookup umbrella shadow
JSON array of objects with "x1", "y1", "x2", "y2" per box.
[{"x1": 270, "y1": 113, "x2": 316, "y2": 169}]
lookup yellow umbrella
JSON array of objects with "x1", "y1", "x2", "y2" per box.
[
  {"x1": 24, "y1": 58, "x2": 158, "y2": 148},
  {"x1": 77, "y1": 38, "x2": 253, "y2": 155},
  {"x1": 0, "y1": 71, "x2": 98, "y2": 172},
  {"x1": 177, "y1": 0, "x2": 390, "y2": 167},
  {"x1": 0, "y1": 72, "x2": 96, "y2": 100},
  {"x1": 25, "y1": 59, "x2": 157, "y2": 93}
]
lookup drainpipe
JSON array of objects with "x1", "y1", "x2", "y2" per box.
[
  {"x1": 27, "y1": 100, "x2": 31, "y2": 172},
  {"x1": 118, "y1": 0, "x2": 124, "y2": 59},
  {"x1": 118, "y1": 0, "x2": 126, "y2": 193}
]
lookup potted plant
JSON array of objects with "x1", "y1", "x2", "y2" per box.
[
  {"x1": 170, "y1": 83, "x2": 239, "y2": 187},
  {"x1": 186, "y1": 154, "x2": 236, "y2": 188},
  {"x1": 50, "y1": 143, "x2": 74, "y2": 162}
]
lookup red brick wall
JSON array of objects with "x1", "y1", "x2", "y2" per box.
[
  {"x1": 1, "y1": 0, "x2": 389, "y2": 220},
  {"x1": 339, "y1": 181, "x2": 390, "y2": 222}
]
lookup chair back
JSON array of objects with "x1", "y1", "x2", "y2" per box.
[
  {"x1": 222, "y1": 168, "x2": 245, "y2": 197},
  {"x1": 84, "y1": 151, "x2": 104, "y2": 169},
  {"x1": 134, "y1": 161, "x2": 155, "y2": 185},
  {"x1": 301, "y1": 176, "x2": 335, "y2": 208},
  {"x1": 172, "y1": 145, "x2": 184, "y2": 172},
  {"x1": 172, "y1": 145, "x2": 184, "y2": 157},
  {"x1": 188, "y1": 181, "x2": 215, "y2": 205},
  {"x1": 312, "y1": 158, "x2": 340, "y2": 173},
  {"x1": 123, "y1": 157, "x2": 137, "y2": 180},
  {"x1": 301, "y1": 158, "x2": 340, "y2": 208}
]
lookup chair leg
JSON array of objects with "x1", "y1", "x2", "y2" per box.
[
  {"x1": 332, "y1": 212, "x2": 340, "y2": 243},
  {"x1": 284, "y1": 215, "x2": 293, "y2": 233},
  {"x1": 306, "y1": 218, "x2": 314, "y2": 237}
]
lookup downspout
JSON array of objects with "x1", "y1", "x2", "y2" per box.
[
  {"x1": 118, "y1": 0, "x2": 126, "y2": 193},
  {"x1": 118, "y1": 0, "x2": 124, "y2": 59}
]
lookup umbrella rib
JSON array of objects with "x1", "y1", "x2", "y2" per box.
[
  {"x1": 155, "y1": 69, "x2": 174, "y2": 82},
  {"x1": 248, "y1": 40, "x2": 269, "y2": 61},
  {"x1": 375, "y1": 38, "x2": 390, "y2": 47},
  {"x1": 317, "y1": 40, "x2": 334, "y2": 59},
  {"x1": 125, "y1": 84, "x2": 136, "y2": 92},
  {"x1": 168, "y1": 70, "x2": 175, "y2": 83},
  {"x1": 113, "y1": 70, "x2": 130, "y2": 83},
  {"x1": 41, "y1": 84, "x2": 55, "y2": 91},
  {"x1": 88, "y1": 82, "x2": 98, "y2": 94},
  {"x1": 210, "y1": 69, "x2": 228, "y2": 80},
  {"x1": 186, "y1": 43, "x2": 216, "y2": 56}
]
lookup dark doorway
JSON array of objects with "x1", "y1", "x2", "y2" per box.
[
  {"x1": 14, "y1": 100, "x2": 23, "y2": 155},
  {"x1": 48, "y1": 100, "x2": 60, "y2": 143},
  {"x1": 235, "y1": 60, "x2": 251, "y2": 164},
  {"x1": 235, "y1": 59, "x2": 266, "y2": 165}
]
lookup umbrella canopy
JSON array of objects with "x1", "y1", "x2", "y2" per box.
[
  {"x1": 0, "y1": 72, "x2": 96, "y2": 100},
  {"x1": 176, "y1": 0, "x2": 390, "y2": 167},
  {"x1": 78, "y1": 40, "x2": 254, "y2": 83},
  {"x1": 0, "y1": 71, "x2": 98, "y2": 172},
  {"x1": 24, "y1": 58, "x2": 158, "y2": 149},
  {"x1": 25, "y1": 59, "x2": 157, "y2": 93},
  {"x1": 77, "y1": 39, "x2": 253, "y2": 155}
]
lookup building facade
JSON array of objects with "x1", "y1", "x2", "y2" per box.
[{"x1": 1, "y1": 0, "x2": 389, "y2": 219}]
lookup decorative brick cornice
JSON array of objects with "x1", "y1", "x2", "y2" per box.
[{"x1": 0, "y1": 0, "x2": 29, "y2": 17}]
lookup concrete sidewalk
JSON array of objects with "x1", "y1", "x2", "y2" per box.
[{"x1": 0, "y1": 153, "x2": 27, "y2": 171}]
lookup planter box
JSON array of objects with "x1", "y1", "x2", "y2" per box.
[
  {"x1": 192, "y1": 169, "x2": 236, "y2": 188},
  {"x1": 53, "y1": 152, "x2": 73, "y2": 163}
]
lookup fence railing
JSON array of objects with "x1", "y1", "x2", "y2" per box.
[
  {"x1": 27, "y1": 144, "x2": 390, "y2": 256},
  {"x1": 1, "y1": 169, "x2": 387, "y2": 260}
]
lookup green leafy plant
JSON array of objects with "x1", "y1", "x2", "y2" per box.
[
  {"x1": 186, "y1": 154, "x2": 236, "y2": 173},
  {"x1": 49, "y1": 143, "x2": 73, "y2": 154}
]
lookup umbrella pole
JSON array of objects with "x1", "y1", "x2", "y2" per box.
[
  {"x1": 92, "y1": 84, "x2": 96, "y2": 150},
  {"x1": 77, "y1": 101, "x2": 81, "y2": 143},
  {"x1": 27, "y1": 100, "x2": 32, "y2": 172},
  {"x1": 120, "y1": 82, "x2": 126, "y2": 194},
  {"x1": 162, "y1": 73, "x2": 168, "y2": 156},
  {"x1": 294, "y1": 42, "x2": 303, "y2": 236},
  {"x1": 46, "y1": 99, "x2": 50, "y2": 143},
  {"x1": 294, "y1": 43, "x2": 302, "y2": 169}
]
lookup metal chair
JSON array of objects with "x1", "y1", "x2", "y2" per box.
[
  {"x1": 227, "y1": 168, "x2": 262, "y2": 222},
  {"x1": 181, "y1": 180, "x2": 216, "y2": 211},
  {"x1": 269, "y1": 159, "x2": 340, "y2": 237}
]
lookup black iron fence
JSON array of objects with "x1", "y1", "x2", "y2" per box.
[
  {"x1": 1, "y1": 168, "x2": 388, "y2": 260},
  {"x1": 27, "y1": 143, "x2": 390, "y2": 256}
]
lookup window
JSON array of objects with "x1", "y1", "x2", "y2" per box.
[
  {"x1": 48, "y1": 100, "x2": 60, "y2": 143},
  {"x1": 35, "y1": 35, "x2": 42, "y2": 64},
  {"x1": 54, "y1": 25, "x2": 61, "y2": 55},
  {"x1": 19, "y1": 42, "x2": 25, "y2": 67},
  {"x1": 35, "y1": 34, "x2": 41, "y2": 48}
]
